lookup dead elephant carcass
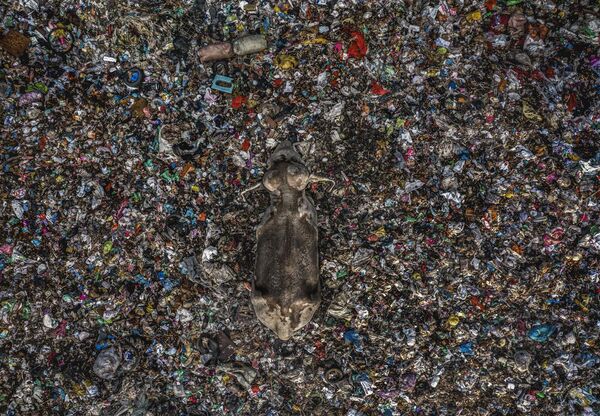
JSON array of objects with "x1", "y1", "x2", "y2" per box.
[{"x1": 243, "y1": 141, "x2": 333, "y2": 340}]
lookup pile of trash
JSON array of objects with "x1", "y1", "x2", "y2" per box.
[{"x1": 1, "y1": 0, "x2": 599, "y2": 414}]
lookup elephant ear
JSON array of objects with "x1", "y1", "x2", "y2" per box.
[
  {"x1": 286, "y1": 163, "x2": 310, "y2": 191},
  {"x1": 263, "y1": 169, "x2": 284, "y2": 193}
]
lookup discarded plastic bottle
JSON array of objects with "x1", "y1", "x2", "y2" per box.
[
  {"x1": 343, "y1": 329, "x2": 363, "y2": 352},
  {"x1": 93, "y1": 347, "x2": 121, "y2": 380},
  {"x1": 514, "y1": 350, "x2": 532, "y2": 371},
  {"x1": 528, "y1": 324, "x2": 557, "y2": 342},
  {"x1": 233, "y1": 34, "x2": 267, "y2": 56},
  {"x1": 199, "y1": 42, "x2": 233, "y2": 62},
  {"x1": 459, "y1": 341, "x2": 474, "y2": 356}
]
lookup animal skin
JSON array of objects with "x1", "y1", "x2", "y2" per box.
[{"x1": 246, "y1": 141, "x2": 327, "y2": 340}]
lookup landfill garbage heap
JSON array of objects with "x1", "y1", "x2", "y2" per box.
[{"x1": 1, "y1": 0, "x2": 599, "y2": 415}]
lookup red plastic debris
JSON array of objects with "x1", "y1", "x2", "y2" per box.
[
  {"x1": 241, "y1": 138, "x2": 251, "y2": 151},
  {"x1": 370, "y1": 81, "x2": 391, "y2": 95},
  {"x1": 347, "y1": 31, "x2": 367, "y2": 59},
  {"x1": 566, "y1": 93, "x2": 576, "y2": 112},
  {"x1": 231, "y1": 95, "x2": 247, "y2": 109}
]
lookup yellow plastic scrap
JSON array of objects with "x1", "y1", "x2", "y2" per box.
[
  {"x1": 466, "y1": 10, "x2": 482, "y2": 22},
  {"x1": 301, "y1": 36, "x2": 329, "y2": 45},
  {"x1": 565, "y1": 252, "x2": 582, "y2": 262},
  {"x1": 274, "y1": 54, "x2": 299, "y2": 69},
  {"x1": 71, "y1": 382, "x2": 86, "y2": 397},
  {"x1": 374, "y1": 226, "x2": 386, "y2": 238},
  {"x1": 448, "y1": 315, "x2": 460, "y2": 327},
  {"x1": 569, "y1": 388, "x2": 591, "y2": 406},
  {"x1": 575, "y1": 294, "x2": 590, "y2": 313},
  {"x1": 427, "y1": 68, "x2": 440, "y2": 77},
  {"x1": 522, "y1": 101, "x2": 543, "y2": 121}
]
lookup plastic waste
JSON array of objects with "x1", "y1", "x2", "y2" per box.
[{"x1": 233, "y1": 34, "x2": 267, "y2": 56}]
